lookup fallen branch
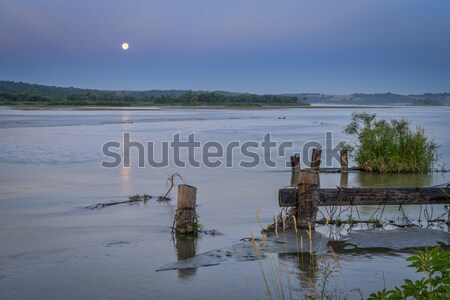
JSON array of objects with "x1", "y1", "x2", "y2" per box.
[
  {"x1": 86, "y1": 173, "x2": 185, "y2": 209},
  {"x1": 86, "y1": 194, "x2": 152, "y2": 209}
]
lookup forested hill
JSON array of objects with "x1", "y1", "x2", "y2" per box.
[
  {"x1": 1, "y1": 80, "x2": 448, "y2": 106},
  {"x1": 0, "y1": 81, "x2": 191, "y2": 98},
  {"x1": 0, "y1": 81, "x2": 307, "y2": 106}
]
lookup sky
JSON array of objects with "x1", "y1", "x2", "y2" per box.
[{"x1": 1, "y1": 0, "x2": 449, "y2": 94}]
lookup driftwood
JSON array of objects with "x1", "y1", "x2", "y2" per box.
[
  {"x1": 86, "y1": 173, "x2": 184, "y2": 209},
  {"x1": 86, "y1": 194, "x2": 152, "y2": 209}
]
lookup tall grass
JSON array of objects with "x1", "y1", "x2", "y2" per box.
[
  {"x1": 253, "y1": 210, "x2": 346, "y2": 299},
  {"x1": 343, "y1": 112, "x2": 439, "y2": 173}
]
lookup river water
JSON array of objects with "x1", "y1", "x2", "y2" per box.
[{"x1": 0, "y1": 106, "x2": 449, "y2": 299}]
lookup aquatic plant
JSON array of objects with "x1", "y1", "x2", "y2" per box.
[
  {"x1": 368, "y1": 245, "x2": 450, "y2": 299},
  {"x1": 343, "y1": 112, "x2": 439, "y2": 173},
  {"x1": 193, "y1": 215, "x2": 204, "y2": 233}
]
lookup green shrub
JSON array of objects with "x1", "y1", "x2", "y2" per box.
[
  {"x1": 343, "y1": 112, "x2": 439, "y2": 173},
  {"x1": 368, "y1": 245, "x2": 450, "y2": 300}
]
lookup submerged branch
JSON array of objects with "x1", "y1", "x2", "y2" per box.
[
  {"x1": 86, "y1": 173, "x2": 187, "y2": 209},
  {"x1": 86, "y1": 194, "x2": 153, "y2": 209},
  {"x1": 86, "y1": 173, "x2": 184, "y2": 209}
]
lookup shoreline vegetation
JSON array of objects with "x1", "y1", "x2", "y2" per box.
[
  {"x1": 0, "y1": 92, "x2": 308, "y2": 108},
  {"x1": 1, "y1": 80, "x2": 450, "y2": 108}
]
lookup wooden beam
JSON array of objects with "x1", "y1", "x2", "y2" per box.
[
  {"x1": 279, "y1": 187, "x2": 450, "y2": 207},
  {"x1": 315, "y1": 187, "x2": 450, "y2": 206}
]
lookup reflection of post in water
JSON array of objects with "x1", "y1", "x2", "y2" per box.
[
  {"x1": 278, "y1": 252, "x2": 318, "y2": 290},
  {"x1": 339, "y1": 149, "x2": 349, "y2": 188},
  {"x1": 339, "y1": 172, "x2": 348, "y2": 188},
  {"x1": 175, "y1": 235, "x2": 197, "y2": 278}
]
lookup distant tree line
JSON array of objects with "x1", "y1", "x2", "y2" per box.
[{"x1": 0, "y1": 91, "x2": 308, "y2": 107}]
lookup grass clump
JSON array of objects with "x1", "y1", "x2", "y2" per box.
[{"x1": 343, "y1": 112, "x2": 439, "y2": 173}]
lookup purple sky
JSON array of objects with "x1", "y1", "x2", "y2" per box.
[{"x1": 1, "y1": 0, "x2": 449, "y2": 94}]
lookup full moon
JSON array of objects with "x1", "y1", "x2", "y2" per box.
[{"x1": 121, "y1": 42, "x2": 129, "y2": 50}]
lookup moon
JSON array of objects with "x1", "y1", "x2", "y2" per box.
[{"x1": 122, "y1": 42, "x2": 129, "y2": 50}]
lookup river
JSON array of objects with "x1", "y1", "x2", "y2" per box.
[{"x1": 0, "y1": 106, "x2": 449, "y2": 299}]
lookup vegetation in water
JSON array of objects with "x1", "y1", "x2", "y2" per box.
[
  {"x1": 368, "y1": 245, "x2": 450, "y2": 300},
  {"x1": 343, "y1": 112, "x2": 439, "y2": 173},
  {"x1": 255, "y1": 208, "x2": 350, "y2": 300}
]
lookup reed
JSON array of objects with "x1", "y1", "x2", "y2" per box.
[{"x1": 254, "y1": 212, "x2": 347, "y2": 299}]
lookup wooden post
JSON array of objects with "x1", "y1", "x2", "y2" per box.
[
  {"x1": 297, "y1": 172, "x2": 319, "y2": 229},
  {"x1": 290, "y1": 154, "x2": 300, "y2": 172},
  {"x1": 175, "y1": 184, "x2": 197, "y2": 234},
  {"x1": 290, "y1": 154, "x2": 300, "y2": 186},
  {"x1": 340, "y1": 148, "x2": 348, "y2": 173},
  {"x1": 310, "y1": 148, "x2": 322, "y2": 173},
  {"x1": 297, "y1": 148, "x2": 321, "y2": 229}
]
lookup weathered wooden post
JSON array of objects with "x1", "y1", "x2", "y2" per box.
[
  {"x1": 290, "y1": 154, "x2": 300, "y2": 186},
  {"x1": 297, "y1": 148, "x2": 321, "y2": 229},
  {"x1": 291, "y1": 154, "x2": 300, "y2": 170},
  {"x1": 340, "y1": 148, "x2": 348, "y2": 173},
  {"x1": 310, "y1": 148, "x2": 322, "y2": 173},
  {"x1": 175, "y1": 184, "x2": 197, "y2": 234}
]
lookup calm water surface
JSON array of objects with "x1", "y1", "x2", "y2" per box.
[{"x1": 0, "y1": 107, "x2": 449, "y2": 299}]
